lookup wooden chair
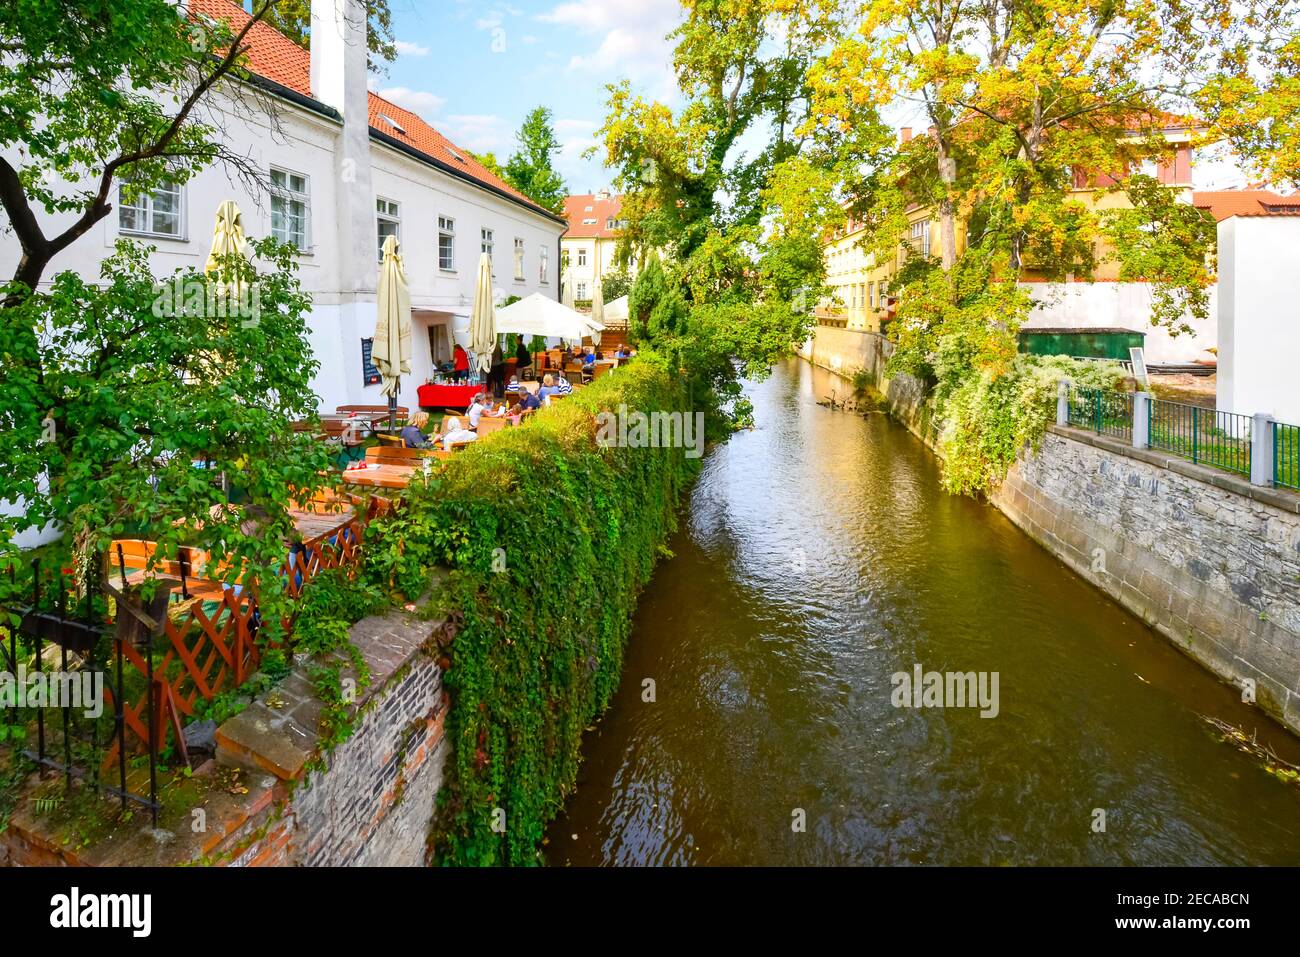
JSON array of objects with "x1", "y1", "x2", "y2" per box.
[
  {"x1": 591, "y1": 363, "x2": 614, "y2": 382},
  {"x1": 476, "y1": 416, "x2": 508, "y2": 436},
  {"x1": 376, "y1": 432, "x2": 404, "y2": 447}
]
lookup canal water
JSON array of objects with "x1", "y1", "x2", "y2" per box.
[{"x1": 547, "y1": 358, "x2": 1300, "y2": 865}]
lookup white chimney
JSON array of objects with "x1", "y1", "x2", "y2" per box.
[{"x1": 311, "y1": 0, "x2": 375, "y2": 295}]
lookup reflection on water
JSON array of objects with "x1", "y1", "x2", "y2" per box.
[{"x1": 547, "y1": 359, "x2": 1300, "y2": 865}]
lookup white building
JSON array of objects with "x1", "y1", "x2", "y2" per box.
[
  {"x1": 1213, "y1": 193, "x2": 1300, "y2": 424},
  {"x1": 0, "y1": 0, "x2": 566, "y2": 413},
  {"x1": 561, "y1": 191, "x2": 633, "y2": 302}
]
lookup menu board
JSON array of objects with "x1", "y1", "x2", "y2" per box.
[{"x1": 361, "y1": 337, "x2": 382, "y2": 386}]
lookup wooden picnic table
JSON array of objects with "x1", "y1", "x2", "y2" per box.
[{"x1": 341, "y1": 462, "x2": 419, "y2": 489}]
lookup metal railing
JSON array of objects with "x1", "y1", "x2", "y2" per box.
[
  {"x1": 1057, "y1": 382, "x2": 1300, "y2": 490},
  {"x1": 1276, "y1": 422, "x2": 1300, "y2": 491},
  {"x1": 1147, "y1": 397, "x2": 1251, "y2": 477},
  {"x1": 1068, "y1": 386, "x2": 1134, "y2": 442}
]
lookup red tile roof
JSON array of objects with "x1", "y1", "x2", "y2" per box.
[
  {"x1": 1193, "y1": 190, "x2": 1300, "y2": 221},
  {"x1": 191, "y1": 0, "x2": 555, "y2": 219},
  {"x1": 564, "y1": 194, "x2": 624, "y2": 238}
]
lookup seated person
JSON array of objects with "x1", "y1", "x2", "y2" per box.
[
  {"x1": 581, "y1": 350, "x2": 595, "y2": 369},
  {"x1": 594, "y1": 349, "x2": 604, "y2": 361},
  {"x1": 504, "y1": 375, "x2": 522, "y2": 395},
  {"x1": 555, "y1": 374, "x2": 574, "y2": 396},
  {"x1": 518, "y1": 388, "x2": 542, "y2": 412},
  {"x1": 466, "y1": 393, "x2": 489, "y2": 428},
  {"x1": 536, "y1": 374, "x2": 561, "y2": 403},
  {"x1": 438, "y1": 417, "x2": 478, "y2": 451},
  {"x1": 401, "y1": 411, "x2": 432, "y2": 448}
]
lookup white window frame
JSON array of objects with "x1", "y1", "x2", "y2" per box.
[
  {"x1": 539, "y1": 245, "x2": 549, "y2": 284},
  {"x1": 909, "y1": 219, "x2": 930, "y2": 259},
  {"x1": 118, "y1": 180, "x2": 185, "y2": 240},
  {"x1": 576, "y1": 281, "x2": 588, "y2": 300},
  {"x1": 270, "y1": 167, "x2": 311, "y2": 251},
  {"x1": 577, "y1": 247, "x2": 587, "y2": 267},
  {"x1": 481, "y1": 226, "x2": 494, "y2": 258},
  {"x1": 513, "y1": 237, "x2": 525, "y2": 281},
  {"x1": 376, "y1": 197, "x2": 400, "y2": 261},
  {"x1": 439, "y1": 216, "x2": 456, "y2": 271}
]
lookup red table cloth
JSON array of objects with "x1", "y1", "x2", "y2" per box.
[{"x1": 417, "y1": 383, "x2": 481, "y2": 409}]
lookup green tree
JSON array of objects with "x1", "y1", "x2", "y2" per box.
[
  {"x1": 0, "y1": 241, "x2": 335, "y2": 621},
  {"x1": 503, "y1": 106, "x2": 568, "y2": 214},
  {"x1": 602, "y1": 0, "x2": 878, "y2": 425},
  {"x1": 264, "y1": 0, "x2": 397, "y2": 73},
  {"x1": 598, "y1": 265, "x2": 633, "y2": 302},
  {"x1": 470, "y1": 150, "x2": 505, "y2": 178}
]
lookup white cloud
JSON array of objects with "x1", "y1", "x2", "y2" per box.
[
  {"x1": 539, "y1": 0, "x2": 682, "y2": 100},
  {"x1": 443, "y1": 114, "x2": 513, "y2": 154},
  {"x1": 376, "y1": 87, "x2": 447, "y2": 123},
  {"x1": 394, "y1": 40, "x2": 429, "y2": 57},
  {"x1": 475, "y1": 16, "x2": 502, "y2": 30}
]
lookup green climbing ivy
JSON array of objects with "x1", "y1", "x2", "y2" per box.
[{"x1": 365, "y1": 354, "x2": 700, "y2": 864}]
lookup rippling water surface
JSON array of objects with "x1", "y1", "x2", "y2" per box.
[{"x1": 546, "y1": 359, "x2": 1300, "y2": 865}]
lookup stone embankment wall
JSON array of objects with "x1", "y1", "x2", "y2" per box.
[{"x1": 801, "y1": 326, "x2": 1300, "y2": 735}]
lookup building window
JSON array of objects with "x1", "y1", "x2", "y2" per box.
[
  {"x1": 439, "y1": 216, "x2": 456, "y2": 270},
  {"x1": 270, "y1": 168, "x2": 310, "y2": 249},
  {"x1": 514, "y1": 237, "x2": 525, "y2": 281},
  {"x1": 576, "y1": 281, "x2": 588, "y2": 300},
  {"x1": 561, "y1": 249, "x2": 570, "y2": 269},
  {"x1": 577, "y1": 248, "x2": 587, "y2": 267},
  {"x1": 540, "y1": 245, "x2": 549, "y2": 283},
  {"x1": 909, "y1": 219, "x2": 930, "y2": 259},
  {"x1": 480, "y1": 227, "x2": 494, "y2": 258},
  {"x1": 118, "y1": 180, "x2": 183, "y2": 238},
  {"x1": 376, "y1": 198, "x2": 400, "y2": 260},
  {"x1": 582, "y1": 218, "x2": 596, "y2": 225},
  {"x1": 869, "y1": 282, "x2": 876, "y2": 309}
]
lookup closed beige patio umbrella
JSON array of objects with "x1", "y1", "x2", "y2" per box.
[
  {"x1": 373, "y1": 235, "x2": 412, "y2": 430},
  {"x1": 562, "y1": 270, "x2": 575, "y2": 309},
  {"x1": 204, "y1": 200, "x2": 247, "y2": 302},
  {"x1": 589, "y1": 278, "x2": 604, "y2": 347},
  {"x1": 469, "y1": 252, "x2": 496, "y2": 375}
]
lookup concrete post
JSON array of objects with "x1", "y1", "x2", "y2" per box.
[
  {"x1": 1132, "y1": 392, "x2": 1150, "y2": 449},
  {"x1": 1251, "y1": 412, "x2": 1275, "y2": 486},
  {"x1": 1056, "y1": 380, "x2": 1070, "y2": 427}
]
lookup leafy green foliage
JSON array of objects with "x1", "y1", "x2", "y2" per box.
[
  {"x1": 0, "y1": 238, "x2": 334, "y2": 633},
  {"x1": 937, "y1": 354, "x2": 1129, "y2": 496},
  {"x1": 502, "y1": 107, "x2": 568, "y2": 214},
  {"x1": 364, "y1": 358, "x2": 699, "y2": 864}
]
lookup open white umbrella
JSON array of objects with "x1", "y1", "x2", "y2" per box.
[
  {"x1": 204, "y1": 200, "x2": 247, "y2": 302},
  {"x1": 373, "y1": 235, "x2": 412, "y2": 428},
  {"x1": 469, "y1": 252, "x2": 496, "y2": 374},
  {"x1": 589, "y1": 278, "x2": 604, "y2": 347}
]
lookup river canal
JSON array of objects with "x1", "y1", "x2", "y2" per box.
[{"x1": 547, "y1": 358, "x2": 1300, "y2": 865}]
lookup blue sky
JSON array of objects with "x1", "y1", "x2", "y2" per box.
[{"x1": 371, "y1": 0, "x2": 687, "y2": 193}]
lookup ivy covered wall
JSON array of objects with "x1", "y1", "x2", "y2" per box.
[{"x1": 366, "y1": 355, "x2": 701, "y2": 865}]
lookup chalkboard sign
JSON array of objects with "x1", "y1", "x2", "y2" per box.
[{"x1": 361, "y1": 337, "x2": 382, "y2": 386}]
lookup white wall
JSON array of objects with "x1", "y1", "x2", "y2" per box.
[
  {"x1": 1217, "y1": 217, "x2": 1300, "y2": 424},
  {"x1": 1021, "y1": 282, "x2": 1218, "y2": 364}
]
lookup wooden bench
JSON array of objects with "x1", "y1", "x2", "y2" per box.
[
  {"x1": 365, "y1": 445, "x2": 433, "y2": 466},
  {"x1": 336, "y1": 404, "x2": 409, "y2": 417}
]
